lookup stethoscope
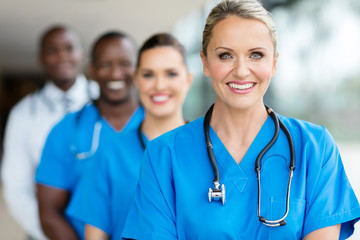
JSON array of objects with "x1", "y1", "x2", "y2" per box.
[
  {"x1": 204, "y1": 104, "x2": 295, "y2": 227},
  {"x1": 137, "y1": 122, "x2": 146, "y2": 150},
  {"x1": 70, "y1": 103, "x2": 102, "y2": 160}
]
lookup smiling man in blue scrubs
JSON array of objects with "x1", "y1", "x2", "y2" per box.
[{"x1": 35, "y1": 31, "x2": 143, "y2": 240}]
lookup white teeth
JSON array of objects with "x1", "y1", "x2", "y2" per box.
[
  {"x1": 152, "y1": 95, "x2": 169, "y2": 102},
  {"x1": 107, "y1": 81, "x2": 126, "y2": 90},
  {"x1": 228, "y1": 82, "x2": 254, "y2": 90}
]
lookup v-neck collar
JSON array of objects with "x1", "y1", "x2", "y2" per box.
[{"x1": 207, "y1": 115, "x2": 275, "y2": 193}]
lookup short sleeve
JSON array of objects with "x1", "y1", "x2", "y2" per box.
[
  {"x1": 35, "y1": 117, "x2": 74, "y2": 190},
  {"x1": 122, "y1": 144, "x2": 177, "y2": 240},
  {"x1": 66, "y1": 151, "x2": 112, "y2": 234},
  {"x1": 302, "y1": 127, "x2": 360, "y2": 238}
]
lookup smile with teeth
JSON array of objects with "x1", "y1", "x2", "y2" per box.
[
  {"x1": 107, "y1": 80, "x2": 126, "y2": 90},
  {"x1": 228, "y1": 82, "x2": 254, "y2": 90},
  {"x1": 152, "y1": 95, "x2": 170, "y2": 103}
]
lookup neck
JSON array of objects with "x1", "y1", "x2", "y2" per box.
[
  {"x1": 52, "y1": 77, "x2": 77, "y2": 91},
  {"x1": 96, "y1": 95, "x2": 139, "y2": 131},
  {"x1": 210, "y1": 99, "x2": 268, "y2": 164},
  {"x1": 141, "y1": 110, "x2": 185, "y2": 141}
]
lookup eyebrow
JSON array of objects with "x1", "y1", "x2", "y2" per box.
[
  {"x1": 214, "y1": 47, "x2": 232, "y2": 51},
  {"x1": 214, "y1": 46, "x2": 268, "y2": 52},
  {"x1": 248, "y1": 47, "x2": 268, "y2": 52}
]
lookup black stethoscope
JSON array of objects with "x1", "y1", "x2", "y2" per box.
[
  {"x1": 137, "y1": 122, "x2": 146, "y2": 150},
  {"x1": 204, "y1": 104, "x2": 295, "y2": 227}
]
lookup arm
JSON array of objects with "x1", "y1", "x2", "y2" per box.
[
  {"x1": 303, "y1": 224, "x2": 340, "y2": 240},
  {"x1": 122, "y1": 146, "x2": 177, "y2": 240},
  {"x1": 85, "y1": 224, "x2": 109, "y2": 240},
  {"x1": 37, "y1": 184, "x2": 79, "y2": 240},
  {"x1": 1, "y1": 105, "x2": 47, "y2": 240},
  {"x1": 302, "y1": 127, "x2": 360, "y2": 238}
]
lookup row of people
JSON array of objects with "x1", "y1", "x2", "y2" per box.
[{"x1": 2, "y1": 0, "x2": 360, "y2": 239}]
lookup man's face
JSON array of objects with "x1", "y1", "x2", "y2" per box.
[
  {"x1": 90, "y1": 37, "x2": 136, "y2": 105},
  {"x1": 39, "y1": 28, "x2": 84, "y2": 88}
]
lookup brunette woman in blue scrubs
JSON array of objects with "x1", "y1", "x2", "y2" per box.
[
  {"x1": 66, "y1": 33, "x2": 193, "y2": 240},
  {"x1": 121, "y1": 0, "x2": 360, "y2": 239}
]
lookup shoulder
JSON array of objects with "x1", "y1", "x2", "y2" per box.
[
  {"x1": 279, "y1": 115, "x2": 338, "y2": 167},
  {"x1": 145, "y1": 118, "x2": 204, "y2": 159},
  {"x1": 48, "y1": 104, "x2": 94, "y2": 136},
  {"x1": 278, "y1": 115, "x2": 332, "y2": 144},
  {"x1": 7, "y1": 91, "x2": 40, "y2": 118},
  {"x1": 151, "y1": 117, "x2": 203, "y2": 145}
]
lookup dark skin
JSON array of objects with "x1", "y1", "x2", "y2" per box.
[
  {"x1": 37, "y1": 36, "x2": 138, "y2": 240},
  {"x1": 36, "y1": 26, "x2": 83, "y2": 240},
  {"x1": 39, "y1": 27, "x2": 84, "y2": 91},
  {"x1": 91, "y1": 37, "x2": 139, "y2": 130},
  {"x1": 37, "y1": 185, "x2": 78, "y2": 240}
]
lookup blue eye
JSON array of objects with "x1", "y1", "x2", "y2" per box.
[
  {"x1": 219, "y1": 52, "x2": 232, "y2": 60},
  {"x1": 251, "y1": 52, "x2": 264, "y2": 59}
]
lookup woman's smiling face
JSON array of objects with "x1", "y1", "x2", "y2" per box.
[
  {"x1": 135, "y1": 46, "x2": 192, "y2": 119},
  {"x1": 201, "y1": 16, "x2": 278, "y2": 111}
]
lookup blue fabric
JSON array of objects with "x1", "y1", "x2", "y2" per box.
[
  {"x1": 66, "y1": 128, "x2": 148, "y2": 239},
  {"x1": 36, "y1": 103, "x2": 144, "y2": 240},
  {"x1": 121, "y1": 116, "x2": 360, "y2": 240}
]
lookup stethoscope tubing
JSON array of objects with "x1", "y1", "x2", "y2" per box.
[
  {"x1": 204, "y1": 104, "x2": 295, "y2": 227},
  {"x1": 71, "y1": 103, "x2": 102, "y2": 160}
]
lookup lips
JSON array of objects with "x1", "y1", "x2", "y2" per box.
[
  {"x1": 107, "y1": 80, "x2": 126, "y2": 90},
  {"x1": 228, "y1": 82, "x2": 254, "y2": 90},
  {"x1": 151, "y1": 94, "x2": 170, "y2": 103},
  {"x1": 53, "y1": 62, "x2": 74, "y2": 71}
]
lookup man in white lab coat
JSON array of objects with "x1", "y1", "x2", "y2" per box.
[{"x1": 1, "y1": 25, "x2": 98, "y2": 240}]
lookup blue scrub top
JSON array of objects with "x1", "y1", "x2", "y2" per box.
[
  {"x1": 36, "y1": 103, "x2": 144, "y2": 240},
  {"x1": 66, "y1": 127, "x2": 148, "y2": 239},
  {"x1": 121, "y1": 116, "x2": 360, "y2": 240}
]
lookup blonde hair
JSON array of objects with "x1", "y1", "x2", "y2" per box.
[{"x1": 202, "y1": 0, "x2": 277, "y2": 56}]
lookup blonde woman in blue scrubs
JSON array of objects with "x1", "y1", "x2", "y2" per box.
[{"x1": 121, "y1": 0, "x2": 360, "y2": 239}]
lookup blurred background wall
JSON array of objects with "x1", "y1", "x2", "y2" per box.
[{"x1": 0, "y1": 0, "x2": 359, "y2": 239}]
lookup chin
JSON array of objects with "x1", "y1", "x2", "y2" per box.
[{"x1": 53, "y1": 77, "x2": 77, "y2": 87}]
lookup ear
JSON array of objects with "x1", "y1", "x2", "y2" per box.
[
  {"x1": 200, "y1": 51, "x2": 210, "y2": 78},
  {"x1": 89, "y1": 63, "x2": 96, "y2": 80},
  {"x1": 38, "y1": 53, "x2": 44, "y2": 68},
  {"x1": 271, "y1": 52, "x2": 279, "y2": 77},
  {"x1": 185, "y1": 72, "x2": 193, "y2": 91},
  {"x1": 133, "y1": 70, "x2": 140, "y2": 89}
]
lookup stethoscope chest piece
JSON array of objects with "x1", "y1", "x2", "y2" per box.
[{"x1": 208, "y1": 181, "x2": 226, "y2": 205}]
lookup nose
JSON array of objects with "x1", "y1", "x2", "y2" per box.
[
  {"x1": 110, "y1": 65, "x2": 125, "y2": 80},
  {"x1": 233, "y1": 58, "x2": 250, "y2": 78},
  {"x1": 154, "y1": 76, "x2": 166, "y2": 90},
  {"x1": 56, "y1": 49, "x2": 69, "y2": 61}
]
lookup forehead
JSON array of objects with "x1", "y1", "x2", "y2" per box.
[
  {"x1": 209, "y1": 16, "x2": 273, "y2": 50},
  {"x1": 94, "y1": 37, "x2": 136, "y2": 60},
  {"x1": 138, "y1": 46, "x2": 185, "y2": 69},
  {"x1": 42, "y1": 29, "x2": 80, "y2": 47}
]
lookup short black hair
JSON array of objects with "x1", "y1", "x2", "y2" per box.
[
  {"x1": 39, "y1": 24, "x2": 81, "y2": 51},
  {"x1": 90, "y1": 31, "x2": 136, "y2": 62}
]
